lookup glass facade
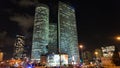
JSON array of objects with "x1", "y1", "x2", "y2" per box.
[
  {"x1": 58, "y1": 2, "x2": 80, "y2": 63},
  {"x1": 31, "y1": 4, "x2": 49, "y2": 60},
  {"x1": 32, "y1": 2, "x2": 80, "y2": 64}
]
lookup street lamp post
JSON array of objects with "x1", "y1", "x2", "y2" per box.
[{"x1": 79, "y1": 45, "x2": 83, "y2": 63}]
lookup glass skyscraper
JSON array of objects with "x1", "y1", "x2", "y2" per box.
[
  {"x1": 58, "y1": 2, "x2": 80, "y2": 63},
  {"x1": 31, "y1": 1, "x2": 80, "y2": 64},
  {"x1": 31, "y1": 4, "x2": 49, "y2": 60}
]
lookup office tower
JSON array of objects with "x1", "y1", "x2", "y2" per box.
[
  {"x1": 58, "y1": 2, "x2": 80, "y2": 63},
  {"x1": 31, "y1": 1, "x2": 80, "y2": 64},
  {"x1": 31, "y1": 4, "x2": 49, "y2": 60},
  {"x1": 13, "y1": 35, "x2": 25, "y2": 59}
]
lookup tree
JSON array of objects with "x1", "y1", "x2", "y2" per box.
[{"x1": 112, "y1": 46, "x2": 120, "y2": 66}]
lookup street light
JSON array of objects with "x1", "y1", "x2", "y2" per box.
[
  {"x1": 116, "y1": 36, "x2": 120, "y2": 40},
  {"x1": 94, "y1": 51, "x2": 98, "y2": 58},
  {"x1": 116, "y1": 36, "x2": 120, "y2": 41},
  {"x1": 79, "y1": 45, "x2": 83, "y2": 63},
  {"x1": 79, "y1": 45, "x2": 83, "y2": 49}
]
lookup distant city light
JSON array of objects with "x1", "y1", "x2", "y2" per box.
[
  {"x1": 94, "y1": 51, "x2": 98, "y2": 55},
  {"x1": 116, "y1": 36, "x2": 120, "y2": 40},
  {"x1": 79, "y1": 45, "x2": 83, "y2": 49},
  {"x1": 27, "y1": 66, "x2": 32, "y2": 68}
]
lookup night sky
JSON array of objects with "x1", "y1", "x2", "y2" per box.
[{"x1": 0, "y1": 0, "x2": 120, "y2": 56}]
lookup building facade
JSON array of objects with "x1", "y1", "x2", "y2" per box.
[
  {"x1": 58, "y1": 2, "x2": 80, "y2": 63},
  {"x1": 31, "y1": 1, "x2": 80, "y2": 64},
  {"x1": 31, "y1": 4, "x2": 49, "y2": 60},
  {"x1": 13, "y1": 35, "x2": 25, "y2": 59}
]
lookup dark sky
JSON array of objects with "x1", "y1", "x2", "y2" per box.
[{"x1": 0, "y1": 0, "x2": 120, "y2": 53}]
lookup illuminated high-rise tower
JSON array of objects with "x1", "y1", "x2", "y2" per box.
[
  {"x1": 13, "y1": 35, "x2": 25, "y2": 59},
  {"x1": 31, "y1": 1, "x2": 79, "y2": 64},
  {"x1": 31, "y1": 4, "x2": 49, "y2": 60},
  {"x1": 58, "y1": 2, "x2": 80, "y2": 63}
]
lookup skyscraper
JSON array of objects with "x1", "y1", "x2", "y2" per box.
[
  {"x1": 31, "y1": 1, "x2": 80, "y2": 64},
  {"x1": 31, "y1": 4, "x2": 49, "y2": 60},
  {"x1": 13, "y1": 35, "x2": 25, "y2": 59},
  {"x1": 58, "y1": 2, "x2": 80, "y2": 63}
]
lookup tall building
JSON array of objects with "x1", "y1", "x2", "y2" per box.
[
  {"x1": 31, "y1": 4, "x2": 49, "y2": 60},
  {"x1": 31, "y1": 1, "x2": 80, "y2": 64},
  {"x1": 58, "y1": 2, "x2": 80, "y2": 63},
  {"x1": 13, "y1": 35, "x2": 25, "y2": 59}
]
